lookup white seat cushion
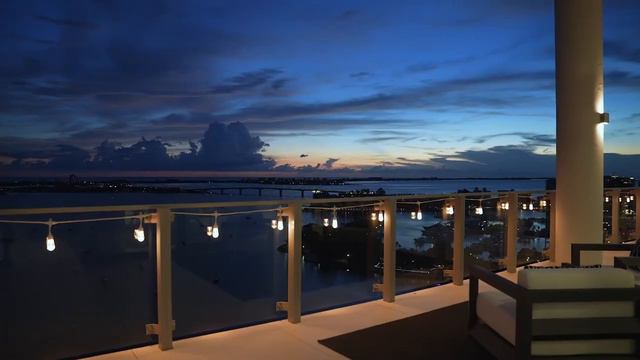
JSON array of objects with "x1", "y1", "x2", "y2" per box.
[{"x1": 477, "y1": 268, "x2": 637, "y2": 356}]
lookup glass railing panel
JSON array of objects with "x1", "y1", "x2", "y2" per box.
[
  {"x1": 517, "y1": 195, "x2": 550, "y2": 265},
  {"x1": 464, "y1": 196, "x2": 506, "y2": 272},
  {"x1": 301, "y1": 203, "x2": 383, "y2": 312},
  {"x1": 171, "y1": 206, "x2": 287, "y2": 337},
  {"x1": 395, "y1": 199, "x2": 453, "y2": 293},
  {"x1": 0, "y1": 211, "x2": 155, "y2": 360},
  {"x1": 620, "y1": 193, "x2": 636, "y2": 242}
]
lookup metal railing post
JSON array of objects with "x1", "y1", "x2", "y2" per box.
[
  {"x1": 636, "y1": 189, "x2": 640, "y2": 240},
  {"x1": 506, "y1": 192, "x2": 518, "y2": 273},
  {"x1": 549, "y1": 192, "x2": 556, "y2": 263},
  {"x1": 611, "y1": 189, "x2": 621, "y2": 243},
  {"x1": 382, "y1": 199, "x2": 396, "y2": 302},
  {"x1": 152, "y1": 207, "x2": 174, "y2": 350},
  {"x1": 453, "y1": 195, "x2": 465, "y2": 286},
  {"x1": 279, "y1": 203, "x2": 302, "y2": 323}
]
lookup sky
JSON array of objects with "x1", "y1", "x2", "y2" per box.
[{"x1": 1, "y1": 0, "x2": 639, "y2": 178}]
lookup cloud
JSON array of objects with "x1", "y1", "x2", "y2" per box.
[
  {"x1": 350, "y1": 71, "x2": 372, "y2": 79},
  {"x1": 322, "y1": 158, "x2": 339, "y2": 169},
  {"x1": 2, "y1": 122, "x2": 275, "y2": 172},
  {"x1": 605, "y1": 41, "x2": 640, "y2": 64},
  {"x1": 210, "y1": 69, "x2": 285, "y2": 95},
  {"x1": 299, "y1": 154, "x2": 309, "y2": 158},
  {"x1": 33, "y1": 15, "x2": 99, "y2": 30}
]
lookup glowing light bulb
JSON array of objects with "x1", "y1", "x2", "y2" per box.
[
  {"x1": 605, "y1": 196, "x2": 610, "y2": 203},
  {"x1": 46, "y1": 233, "x2": 55, "y2": 252},
  {"x1": 475, "y1": 206, "x2": 483, "y2": 215},
  {"x1": 323, "y1": 218, "x2": 329, "y2": 227},
  {"x1": 332, "y1": 208, "x2": 338, "y2": 228},
  {"x1": 417, "y1": 210, "x2": 423, "y2": 220},
  {"x1": 277, "y1": 217, "x2": 284, "y2": 231},
  {"x1": 522, "y1": 203, "x2": 527, "y2": 210},
  {"x1": 378, "y1": 211, "x2": 384, "y2": 222},
  {"x1": 539, "y1": 200, "x2": 547, "y2": 208},
  {"x1": 410, "y1": 211, "x2": 416, "y2": 220},
  {"x1": 46, "y1": 219, "x2": 55, "y2": 252},
  {"x1": 133, "y1": 216, "x2": 145, "y2": 242},
  {"x1": 271, "y1": 219, "x2": 277, "y2": 229},
  {"x1": 626, "y1": 196, "x2": 631, "y2": 203},
  {"x1": 445, "y1": 205, "x2": 454, "y2": 215},
  {"x1": 528, "y1": 203, "x2": 534, "y2": 211},
  {"x1": 212, "y1": 224, "x2": 219, "y2": 238},
  {"x1": 370, "y1": 212, "x2": 377, "y2": 221},
  {"x1": 631, "y1": 195, "x2": 635, "y2": 201},
  {"x1": 206, "y1": 226, "x2": 214, "y2": 236}
]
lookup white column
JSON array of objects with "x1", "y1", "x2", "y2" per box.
[
  {"x1": 554, "y1": 0, "x2": 604, "y2": 264},
  {"x1": 383, "y1": 199, "x2": 396, "y2": 302},
  {"x1": 452, "y1": 195, "x2": 465, "y2": 286}
]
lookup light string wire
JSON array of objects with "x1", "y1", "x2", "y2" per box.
[
  {"x1": 0, "y1": 213, "x2": 154, "y2": 226},
  {"x1": 303, "y1": 202, "x2": 382, "y2": 211},
  {"x1": 396, "y1": 197, "x2": 455, "y2": 205},
  {"x1": 173, "y1": 207, "x2": 283, "y2": 217}
]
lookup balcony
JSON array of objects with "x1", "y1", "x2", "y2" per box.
[{"x1": 1, "y1": 187, "x2": 638, "y2": 359}]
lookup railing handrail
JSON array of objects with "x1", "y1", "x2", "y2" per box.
[{"x1": 0, "y1": 187, "x2": 637, "y2": 216}]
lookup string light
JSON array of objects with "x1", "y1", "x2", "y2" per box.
[
  {"x1": 378, "y1": 210, "x2": 384, "y2": 222},
  {"x1": 46, "y1": 218, "x2": 55, "y2": 252},
  {"x1": 277, "y1": 209, "x2": 284, "y2": 231},
  {"x1": 522, "y1": 203, "x2": 527, "y2": 210},
  {"x1": 370, "y1": 212, "x2": 377, "y2": 221},
  {"x1": 133, "y1": 215, "x2": 145, "y2": 242},
  {"x1": 410, "y1": 211, "x2": 416, "y2": 220},
  {"x1": 271, "y1": 219, "x2": 278, "y2": 229},
  {"x1": 528, "y1": 203, "x2": 534, "y2": 211},
  {"x1": 475, "y1": 204, "x2": 483, "y2": 215},
  {"x1": 416, "y1": 202, "x2": 422, "y2": 220},
  {"x1": 332, "y1": 207, "x2": 338, "y2": 229},
  {"x1": 323, "y1": 218, "x2": 330, "y2": 227},
  {"x1": 445, "y1": 205, "x2": 454, "y2": 215},
  {"x1": 539, "y1": 199, "x2": 547, "y2": 208},
  {"x1": 500, "y1": 202, "x2": 509, "y2": 210},
  {"x1": 631, "y1": 195, "x2": 635, "y2": 201},
  {"x1": 626, "y1": 196, "x2": 631, "y2": 203},
  {"x1": 605, "y1": 196, "x2": 610, "y2": 203},
  {"x1": 211, "y1": 212, "x2": 220, "y2": 239}
]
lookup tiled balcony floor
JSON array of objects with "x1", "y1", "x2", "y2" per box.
[{"x1": 86, "y1": 266, "x2": 535, "y2": 360}]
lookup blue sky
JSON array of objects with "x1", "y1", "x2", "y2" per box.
[{"x1": 1, "y1": 0, "x2": 639, "y2": 177}]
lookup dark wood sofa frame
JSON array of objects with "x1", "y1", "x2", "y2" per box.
[{"x1": 468, "y1": 264, "x2": 640, "y2": 360}]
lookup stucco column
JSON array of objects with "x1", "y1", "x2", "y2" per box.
[{"x1": 554, "y1": 0, "x2": 604, "y2": 264}]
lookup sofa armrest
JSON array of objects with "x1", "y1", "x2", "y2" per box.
[{"x1": 469, "y1": 264, "x2": 526, "y2": 299}]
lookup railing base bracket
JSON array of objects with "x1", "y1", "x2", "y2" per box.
[
  {"x1": 276, "y1": 301, "x2": 288, "y2": 312},
  {"x1": 145, "y1": 320, "x2": 176, "y2": 335},
  {"x1": 372, "y1": 283, "x2": 384, "y2": 293}
]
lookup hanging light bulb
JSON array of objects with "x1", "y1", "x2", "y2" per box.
[
  {"x1": 378, "y1": 210, "x2": 384, "y2": 222},
  {"x1": 539, "y1": 199, "x2": 547, "y2": 208},
  {"x1": 331, "y1": 207, "x2": 338, "y2": 229},
  {"x1": 626, "y1": 196, "x2": 631, "y2": 203},
  {"x1": 211, "y1": 212, "x2": 220, "y2": 239},
  {"x1": 271, "y1": 219, "x2": 278, "y2": 229},
  {"x1": 475, "y1": 205, "x2": 483, "y2": 215},
  {"x1": 323, "y1": 218, "x2": 330, "y2": 227},
  {"x1": 528, "y1": 202, "x2": 534, "y2": 211},
  {"x1": 499, "y1": 202, "x2": 509, "y2": 210},
  {"x1": 416, "y1": 202, "x2": 422, "y2": 220},
  {"x1": 277, "y1": 216, "x2": 284, "y2": 231},
  {"x1": 605, "y1": 196, "x2": 610, "y2": 203},
  {"x1": 410, "y1": 211, "x2": 417, "y2": 220},
  {"x1": 631, "y1": 195, "x2": 635, "y2": 201},
  {"x1": 46, "y1": 219, "x2": 55, "y2": 252},
  {"x1": 370, "y1": 212, "x2": 377, "y2": 221},
  {"x1": 134, "y1": 215, "x2": 145, "y2": 242},
  {"x1": 445, "y1": 205, "x2": 454, "y2": 215},
  {"x1": 522, "y1": 203, "x2": 527, "y2": 210},
  {"x1": 619, "y1": 197, "x2": 623, "y2": 203}
]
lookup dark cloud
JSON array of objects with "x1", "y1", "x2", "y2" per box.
[
  {"x1": 606, "y1": 41, "x2": 640, "y2": 63},
  {"x1": 2, "y1": 122, "x2": 275, "y2": 171},
  {"x1": 350, "y1": 71, "x2": 372, "y2": 79},
  {"x1": 299, "y1": 154, "x2": 309, "y2": 158},
  {"x1": 210, "y1": 69, "x2": 284, "y2": 95},
  {"x1": 33, "y1": 15, "x2": 99, "y2": 30},
  {"x1": 322, "y1": 158, "x2": 339, "y2": 169}
]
